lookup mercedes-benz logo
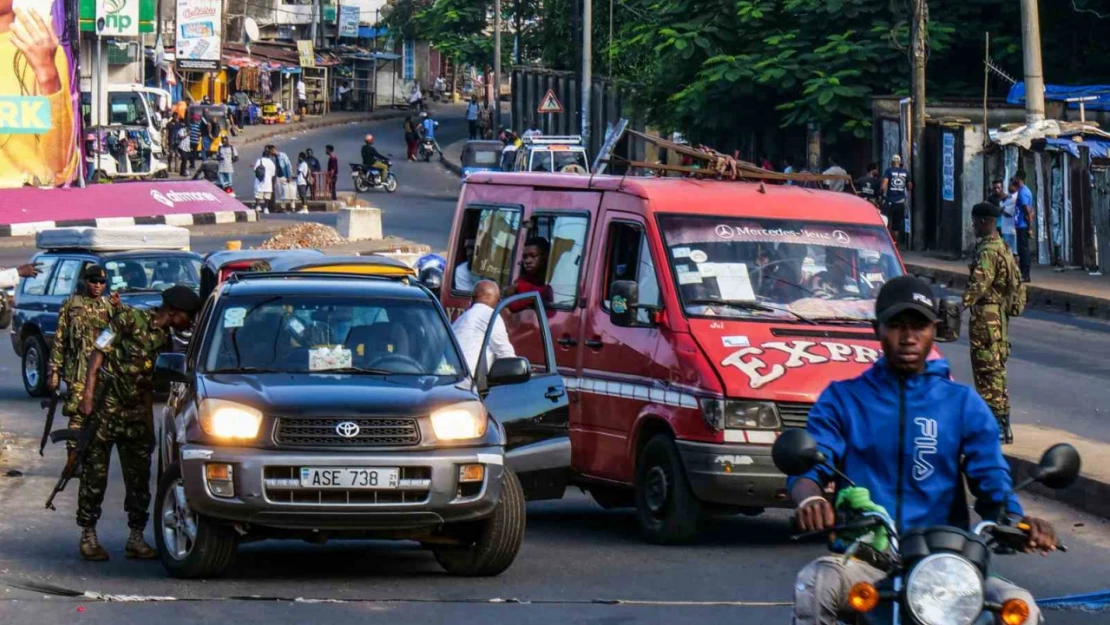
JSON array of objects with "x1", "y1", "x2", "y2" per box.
[
  {"x1": 715, "y1": 224, "x2": 735, "y2": 239},
  {"x1": 833, "y1": 230, "x2": 851, "y2": 245},
  {"x1": 335, "y1": 421, "x2": 360, "y2": 438}
]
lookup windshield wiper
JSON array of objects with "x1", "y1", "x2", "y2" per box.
[
  {"x1": 686, "y1": 298, "x2": 818, "y2": 325},
  {"x1": 207, "y1": 367, "x2": 285, "y2": 374},
  {"x1": 315, "y1": 366, "x2": 396, "y2": 375},
  {"x1": 806, "y1": 316, "x2": 873, "y2": 326}
]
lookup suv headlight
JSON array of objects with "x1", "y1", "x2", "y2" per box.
[
  {"x1": 431, "y1": 401, "x2": 487, "y2": 440},
  {"x1": 700, "y1": 399, "x2": 781, "y2": 431},
  {"x1": 199, "y1": 399, "x2": 263, "y2": 440},
  {"x1": 905, "y1": 553, "x2": 984, "y2": 625}
]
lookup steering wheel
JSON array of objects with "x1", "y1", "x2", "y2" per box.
[
  {"x1": 365, "y1": 353, "x2": 424, "y2": 374},
  {"x1": 560, "y1": 164, "x2": 587, "y2": 174}
]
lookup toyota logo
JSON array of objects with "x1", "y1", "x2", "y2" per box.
[{"x1": 335, "y1": 421, "x2": 360, "y2": 438}]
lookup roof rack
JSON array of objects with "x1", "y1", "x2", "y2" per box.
[{"x1": 522, "y1": 135, "x2": 584, "y2": 146}]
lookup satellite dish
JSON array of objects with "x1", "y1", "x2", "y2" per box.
[{"x1": 243, "y1": 17, "x2": 260, "y2": 43}]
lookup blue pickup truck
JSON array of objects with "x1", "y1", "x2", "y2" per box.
[{"x1": 12, "y1": 249, "x2": 202, "y2": 397}]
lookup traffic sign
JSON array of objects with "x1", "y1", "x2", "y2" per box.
[{"x1": 537, "y1": 89, "x2": 564, "y2": 114}]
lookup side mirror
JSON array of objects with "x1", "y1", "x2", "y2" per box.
[
  {"x1": 1031, "y1": 443, "x2": 1081, "y2": 490},
  {"x1": 487, "y1": 357, "x2": 531, "y2": 387},
  {"x1": 609, "y1": 280, "x2": 639, "y2": 327},
  {"x1": 935, "y1": 296, "x2": 961, "y2": 342},
  {"x1": 154, "y1": 352, "x2": 191, "y2": 391},
  {"x1": 771, "y1": 428, "x2": 825, "y2": 476}
]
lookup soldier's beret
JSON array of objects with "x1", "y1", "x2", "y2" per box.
[
  {"x1": 83, "y1": 265, "x2": 107, "y2": 280},
  {"x1": 971, "y1": 202, "x2": 1001, "y2": 219},
  {"x1": 162, "y1": 285, "x2": 202, "y2": 314}
]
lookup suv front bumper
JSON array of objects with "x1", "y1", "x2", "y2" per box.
[
  {"x1": 675, "y1": 440, "x2": 792, "y2": 508},
  {"x1": 179, "y1": 444, "x2": 506, "y2": 531}
]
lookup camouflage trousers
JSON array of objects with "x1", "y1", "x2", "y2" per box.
[
  {"x1": 75, "y1": 402, "x2": 155, "y2": 530},
  {"x1": 62, "y1": 380, "x2": 86, "y2": 451},
  {"x1": 969, "y1": 304, "x2": 1010, "y2": 419}
]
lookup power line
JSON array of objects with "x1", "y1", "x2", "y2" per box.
[{"x1": 1071, "y1": 0, "x2": 1109, "y2": 19}]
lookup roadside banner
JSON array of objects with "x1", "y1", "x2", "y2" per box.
[
  {"x1": 0, "y1": 0, "x2": 80, "y2": 188},
  {"x1": 297, "y1": 40, "x2": 316, "y2": 67},
  {"x1": 96, "y1": 0, "x2": 139, "y2": 37},
  {"x1": 175, "y1": 0, "x2": 222, "y2": 71},
  {"x1": 338, "y1": 5, "x2": 359, "y2": 38},
  {"x1": 0, "y1": 182, "x2": 247, "y2": 227}
]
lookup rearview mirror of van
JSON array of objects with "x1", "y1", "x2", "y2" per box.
[{"x1": 609, "y1": 280, "x2": 639, "y2": 327}]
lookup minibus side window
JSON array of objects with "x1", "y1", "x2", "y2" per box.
[
  {"x1": 603, "y1": 222, "x2": 659, "y2": 324},
  {"x1": 452, "y1": 206, "x2": 522, "y2": 293},
  {"x1": 526, "y1": 213, "x2": 589, "y2": 310}
]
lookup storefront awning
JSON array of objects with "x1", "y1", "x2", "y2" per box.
[
  {"x1": 1043, "y1": 137, "x2": 1110, "y2": 159},
  {"x1": 1008, "y1": 83, "x2": 1110, "y2": 112},
  {"x1": 357, "y1": 26, "x2": 388, "y2": 39}
]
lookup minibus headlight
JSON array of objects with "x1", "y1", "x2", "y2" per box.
[{"x1": 700, "y1": 399, "x2": 781, "y2": 430}]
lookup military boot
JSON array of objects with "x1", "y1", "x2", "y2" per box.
[
  {"x1": 998, "y1": 414, "x2": 1014, "y2": 445},
  {"x1": 124, "y1": 529, "x2": 158, "y2": 559},
  {"x1": 79, "y1": 527, "x2": 109, "y2": 561}
]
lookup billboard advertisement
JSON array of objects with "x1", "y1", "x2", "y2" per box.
[
  {"x1": 0, "y1": 0, "x2": 81, "y2": 188},
  {"x1": 338, "y1": 5, "x2": 358, "y2": 38},
  {"x1": 95, "y1": 0, "x2": 138, "y2": 37},
  {"x1": 175, "y1": 0, "x2": 221, "y2": 71}
]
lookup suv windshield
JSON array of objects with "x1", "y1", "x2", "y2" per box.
[
  {"x1": 203, "y1": 295, "x2": 464, "y2": 376},
  {"x1": 659, "y1": 215, "x2": 903, "y2": 322},
  {"x1": 106, "y1": 256, "x2": 201, "y2": 293},
  {"x1": 527, "y1": 149, "x2": 589, "y2": 173}
]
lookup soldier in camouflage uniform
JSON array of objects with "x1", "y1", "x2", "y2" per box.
[
  {"x1": 962, "y1": 202, "x2": 1023, "y2": 444},
  {"x1": 75, "y1": 285, "x2": 202, "y2": 561},
  {"x1": 47, "y1": 266, "x2": 122, "y2": 450}
]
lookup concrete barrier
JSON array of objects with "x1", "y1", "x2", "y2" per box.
[{"x1": 336, "y1": 206, "x2": 383, "y2": 241}]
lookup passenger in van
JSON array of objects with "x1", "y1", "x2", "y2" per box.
[
  {"x1": 506, "y1": 237, "x2": 553, "y2": 312},
  {"x1": 453, "y1": 239, "x2": 477, "y2": 292}
]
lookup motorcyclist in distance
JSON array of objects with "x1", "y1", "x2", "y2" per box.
[
  {"x1": 789, "y1": 275, "x2": 1056, "y2": 625},
  {"x1": 360, "y1": 134, "x2": 389, "y2": 183}
]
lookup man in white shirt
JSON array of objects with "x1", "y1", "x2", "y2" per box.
[
  {"x1": 0, "y1": 263, "x2": 42, "y2": 288},
  {"x1": 452, "y1": 280, "x2": 516, "y2": 376},
  {"x1": 253, "y1": 148, "x2": 277, "y2": 212},
  {"x1": 822, "y1": 156, "x2": 848, "y2": 192},
  {"x1": 297, "y1": 80, "x2": 307, "y2": 115}
]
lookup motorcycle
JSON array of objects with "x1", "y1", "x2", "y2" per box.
[
  {"x1": 418, "y1": 137, "x2": 436, "y2": 162},
  {"x1": 350, "y1": 162, "x2": 398, "y2": 194},
  {"x1": 772, "y1": 428, "x2": 1082, "y2": 625}
]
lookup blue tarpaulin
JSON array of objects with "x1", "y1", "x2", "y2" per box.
[
  {"x1": 1008, "y1": 83, "x2": 1110, "y2": 111},
  {"x1": 1043, "y1": 137, "x2": 1110, "y2": 159},
  {"x1": 358, "y1": 26, "x2": 388, "y2": 39}
]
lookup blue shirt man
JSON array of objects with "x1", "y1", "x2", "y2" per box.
[
  {"x1": 422, "y1": 116, "x2": 438, "y2": 140},
  {"x1": 1015, "y1": 182, "x2": 1033, "y2": 230},
  {"x1": 882, "y1": 166, "x2": 909, "y2": 204}
]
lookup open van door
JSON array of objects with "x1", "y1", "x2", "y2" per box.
[{"x1": 475, "y1": 291, "x2": 569, "y2": 501}]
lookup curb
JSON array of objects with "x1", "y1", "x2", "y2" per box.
[
  {"x1": 235, "y1": 110, "x2": 409, "y2": 148},
  {"x1": 1005, "y1": 454, "x2": 1110, "y2": 520},
  {"x1": 441, "y1": 154, "x2": 462, "y2": 177},
  {"x1": 906, "y1": 262, "x2": 1110, "y2": 321},
  {"x1": 0, "y1": 210, "x2": 257, "y2": 238}
]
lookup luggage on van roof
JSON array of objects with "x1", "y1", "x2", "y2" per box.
[{"x1": 35, "y1": 226, "x2": 191, "y2": 252}]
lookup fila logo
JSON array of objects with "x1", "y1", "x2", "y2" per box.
[
  {"x1": 913, "y1": 417, "x2": 937, "y2": 481},
  {"x1": 913, "y1": 293, "x2": 932, "y2": 306}
]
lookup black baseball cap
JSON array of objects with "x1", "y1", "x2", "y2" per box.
[
  {"x1": 875, "y1": 276, "x2": 938, "y2": 324},
  {"x1": 83, "y1": 265, "x2": 107, "y2": 281}
]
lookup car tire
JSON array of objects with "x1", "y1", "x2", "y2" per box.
[
  {"x1": 22, "y1": 334, "x2": 48, "y2": 397},
  {"x1": 635, "y1": 434, "x2": 701, "y2": 544},
  {"x1": 589, "y1": 485, "x2": 634, "y2": 510},
  {"x1": 155, "y1": 463, "x2": 238, "y2": 579},
  {"x1": 433, "y1": 469, "x2": 526, "y2": 577}
]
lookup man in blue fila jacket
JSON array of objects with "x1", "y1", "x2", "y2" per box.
[{"x1": 789, "y1": 276, "x2": 1057, "y2": 625}]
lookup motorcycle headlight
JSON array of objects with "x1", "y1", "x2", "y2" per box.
[
  {"x1": 699, "y1": 399, "x2": 781, "y2": 430},
  {"x1": 905, "y1": 553, "x2": 984, "y2": 625}
]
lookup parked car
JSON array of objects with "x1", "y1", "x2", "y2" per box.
[
  {"x1": 152, "y1": 271, "x2": 568, "y2": 578},
  {"x1": 512, "y1": 136, "x2": 590, "y2": 174},
  {"x1": 13, "y1": 247, "x2": 202, "y2": 396},
  {"x1": 460, "y1": 140, "x2": 505, "y2": 181},
  {"x1": 440, "y1": 172, "x2": 933, "y2": 543}
]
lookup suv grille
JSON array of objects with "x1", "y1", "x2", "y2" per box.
[
  {"x1": 777, "y1": 402, "x2": 813, "y2": 429},
  {"x1": 274, "y1": 417, "x2": 420, "y2": 447}
]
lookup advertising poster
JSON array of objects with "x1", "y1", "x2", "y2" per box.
[
  {"x1": 0, "y1": 0, "x2": 81, "y2": 188},
  {"x1": 338, "y1": 5, "x2": 358, "y2": 38},
  {"x1": 941, "y1": 132, "x2": 955, "y2": 202},
  {"x1": 297, "y1": 40, "x2": 314, "y2": 67},
  {"x1": 175, "y1": 0, "x2": 221, "y2": 71},
  {"x1": 95, "y1": 0, "x2": 137, "y2": 37}
]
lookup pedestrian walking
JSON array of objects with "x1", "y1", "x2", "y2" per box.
[
  {"x1": 199, "y1": 112, "x2": 214, "y2": 155},
  {"x1": 297, "y1": 79, "x2": 308, "y2": 116},
  {"x1": 855, "y1": 162, "x2": 880, "y2": 207},
  {"x1": 187, "y1": 114, "x2": 202, "y2": 170},
  {"x1": 880, "y1": 155, "x2": 910, "y2": 243},
  {"x1": 466, "y1": 96, "x2": 480, "y2": 140},
  {"x1": 999, "y1": 180, "x2": 1018, "y2": 253},
  {"x1": 74, "y1": 286, "x2": 201, "y2": 561},
  {"x1": 822, "y1": 156, "x2": 848, "y2": 193},
  {"x1": 1012, "y1": 172, "x2": 1034, "y2": 282},
  {"x1": 326, "y1": 144, "x2": 338, "y2": 200},
  {"x1": 403, "y1": 116, "x2": 419, "y2": 161},
  {"x1": 253, "y1": 147, "x2": 276, "y2": 212},
  {"x1": 962, "y1": 202, "x2": 1026, "y2": 444},
  {"x1": 175, "y1": 123, "x2": 191, "y2": 177},
  {"x1": 216, "y1": 140, "x2": 236, "y2": 189},
  {"x1": 421, "y1": 112, "x2": 441, "y2": 156},
  {"x1": 47, "y1": 265, "x2": 121, "y2": 430},
  {"x1": 296, "y1": 152, "x2": 311, "y2": 210}
]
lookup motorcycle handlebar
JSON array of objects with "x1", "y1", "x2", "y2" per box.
[{"x1": 791, "y1": 516, "x2": 882, "y2": 541}]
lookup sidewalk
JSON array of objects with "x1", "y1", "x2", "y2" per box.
[{"x1": 903, "y1": 251, "x2": 1110, "y2": 320}]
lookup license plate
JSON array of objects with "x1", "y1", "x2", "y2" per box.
[{"x1": 299, "y1": 467, "x2": 400, "y2": 489}]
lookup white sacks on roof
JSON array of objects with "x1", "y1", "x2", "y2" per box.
[{"x1": 35, "y1": 226, "x2": 191, "y2": 252}]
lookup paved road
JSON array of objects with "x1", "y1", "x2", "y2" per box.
[{"x1": 2, "y1": 118, "x2": 1110, "y2": 624}]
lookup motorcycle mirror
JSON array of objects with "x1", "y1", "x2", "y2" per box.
[
  {"x1": 1030, "y1": 443, "x2": 1082, "y2": 490},
  {"x1": 772, "y1": 428, "x2": 825, "y2": 476}
]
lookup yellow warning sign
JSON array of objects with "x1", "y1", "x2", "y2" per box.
[{"x1": 537, "y1": 89, "x2": 564, "y2": 114}]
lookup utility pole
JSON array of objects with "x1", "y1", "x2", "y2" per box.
[
  {"x1": 910, "y1": 0, "x2": 928, "y2": 250},
  {"x1": 372, "y1": 8, "x2": 379, "y2": 111},
  {"x1": 494, "y1": 0, "x2": 502, "y2": 132},
  {"x1": 309, "y1": 0, "x2": 318, "y2": 46},
  {"x1": 581, "y1": 0, "x2": 592, "y2": 145},
  {"x1": 1019, "y1": 0, "x2": 1045, "y2": 124}
]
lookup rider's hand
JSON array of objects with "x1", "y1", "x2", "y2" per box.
[
  {"x1": 1020, "y1": 516, "x2": 1057, "y2": 554},
  {"x1": 796, "y1": 497, "x2": 835, "y2": 533}
]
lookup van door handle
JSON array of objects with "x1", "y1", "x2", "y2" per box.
[
  {"x1": 585, "y1": 338, "x2": 603, "y2": 349},
  {"x1": 544, "y1": 387, "x2": 565, "y2": 402},
  {"x1": 557, "y1": 336, "x2": 577, "y2": 347}
]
